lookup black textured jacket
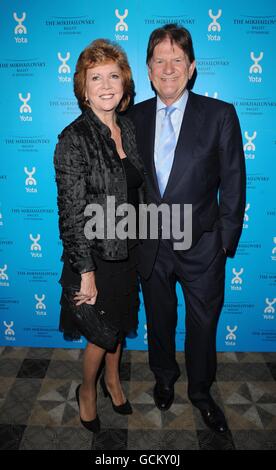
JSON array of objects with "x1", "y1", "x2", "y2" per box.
[{"x1": 54, "y1": 108, "x2": 146, "y2": 274}]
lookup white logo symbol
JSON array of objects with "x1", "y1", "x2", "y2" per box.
[
  {"x1": 115, "y1": 9, "x2": 128, "y2": 31},
  {"x1": 30, "y1": 234, "x2": 41, "y2": 251},
  {"x1": 144, "y1": 323, "x2": 148, "y2": 344},
  {"x1": 19, "y1": 93, "x2": 31, "y2": 113},
  {"x1": 231, "y1": 268, "x2": 244, "y2": 285},
  {"x1": 208, "y1": 9, "x2": 222, "y2": 32},
  {"x1": 204, "y1": 92, "x2": 218, "y2": 99},
  {"x1": 0, "y1": 265, "x2": 8, "y2": 280},
  {"x1": 272, "y1": 237, "x2": 276, "y2": 260},
  {"x1": 244, "y1": 203, "x2": 250, "y2": 222},
  {"x1": 24, "y1": 167, "x2": 36, "y2": 186},
  {"x1": 249, "y1": 52, "x2": 264, "y2": 74},
  {"x1": 13, "y1": 12, "x2": 27, "y2": 34},
  {"x1": 264, "y1": 298, "x2": 276, "y2": 314},
  {"x1": 58, "y1": 52, "x2": 71, "y2": 74},
  {"x1": 244, "y1": 131, "x2": 257, "y2": 151},
  {"x1": 35, "y1": 294, "x2": 46, "y2": 310},
  {"x1": 4, "y1": 321, "x2": 15, "y2": 336},
  {"x1": 226, "y1": 326, "x2": 237, "y2": 341}
]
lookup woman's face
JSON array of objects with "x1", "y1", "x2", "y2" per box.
[{"x1": 85, "y1": 61, "x2": 124, "y2": 117}]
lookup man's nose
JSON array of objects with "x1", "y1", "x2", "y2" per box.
[{"x1": 163, "y1": 61, "x2": 174, "y2": 74}]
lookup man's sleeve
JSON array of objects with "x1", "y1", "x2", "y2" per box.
[{"x1": 218, "y1": 104, "x2": 246, "y2": 256}]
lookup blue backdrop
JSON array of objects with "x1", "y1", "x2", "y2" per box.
[{"x1": 0, "y1": 0, "x2": 275, "y2": 351}]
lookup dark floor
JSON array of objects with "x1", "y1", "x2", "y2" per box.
[{"x1": 0, "y1": 347, "x2": 276, "y2": 450}]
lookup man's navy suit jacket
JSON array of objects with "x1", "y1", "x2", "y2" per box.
[{"x1": 129, "y1": 91, "x2": 246, "y2": 280}]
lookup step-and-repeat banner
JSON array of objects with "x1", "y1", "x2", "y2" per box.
[{"x1": 0, "y1": 0, "x2": 275, "y2": 351}]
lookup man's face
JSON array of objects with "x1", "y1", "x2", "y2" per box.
[{"x1": 148, "y1": 37, "x2": 196, "y2": 106}]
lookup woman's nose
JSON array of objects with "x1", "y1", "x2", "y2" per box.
[{"x1": 102, "y1": 78, "x2": 112, "y2": 89}]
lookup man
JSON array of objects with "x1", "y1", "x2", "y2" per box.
[{"x1": 129, "y1": 24, "x2": 246, "y2": 433}]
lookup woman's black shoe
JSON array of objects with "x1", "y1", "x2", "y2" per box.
[
  {"x1": 100, "y1": 375, "x2": 133, "y2": 415},
  {"x1": 75, "y1": 384, "x2": 100, "y2": 433}
]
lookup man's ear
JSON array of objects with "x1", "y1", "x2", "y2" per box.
[
  {"x1": 147, "y1": 64, "x2": 152, "y2": 81},
  {"x1": 189, "y1": 60, "x2": 196, "y2": 80}
]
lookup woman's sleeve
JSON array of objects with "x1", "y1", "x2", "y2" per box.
[{"x1": 54, "y1": 129, "x2": 96, "y2": 273}]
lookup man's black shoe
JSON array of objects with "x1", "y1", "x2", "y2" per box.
[
  {"x1": 200, "y1": 404, "x2": 229, "y2": 433},
  {"x1": 153, "y1": 383, "x2": 174, "y2": 411}
]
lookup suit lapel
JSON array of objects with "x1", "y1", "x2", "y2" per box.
[
  {"x1": 163, "y1": 92, "x2": 204, "y2": 197},
  {"x1": 141, "y1": 98, "x2": 161, "y2": 197}
]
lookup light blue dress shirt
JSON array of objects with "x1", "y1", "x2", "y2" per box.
[{"x1": 154, "y1": 89, "x2": 189, "y2": 169}]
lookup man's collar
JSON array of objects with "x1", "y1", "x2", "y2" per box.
[{"x1": 156, "y1": 89, "x2": 189, "y2": 112}]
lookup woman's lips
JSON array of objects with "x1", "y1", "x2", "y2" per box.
[{"x1": 99, "y1": 94, "x2": 115, "y2": 99}]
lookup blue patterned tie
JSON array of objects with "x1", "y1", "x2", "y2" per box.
[{"x1": 156, "y1": 106, "x2": 176, "y2": 197}]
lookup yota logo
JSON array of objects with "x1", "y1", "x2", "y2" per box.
[
  {"x1": 0, "y1": 264, "x2": 9, "y2": 287},
  {"x1": 19, "y1": 93, "x2": 32, "y2": 122},
  {"x1": 248, "y1": 52, "x2": 263, "y2": 83},
  {"x1": 35, "y1": 294, "x2": 47, "y2": 316},
  {"x1": 231, "y1": 268, "x2": 244, "y2": 291},
  {"x1": 264, "y1": 298, "x2": 276, "y2": 314},
  {"x1": 14, "y1": 12, "x2": 27, "y2": 34},
  {"x1": 225, "y1": 325, "x2": 238, "y2": 346},
  {"x1": 207, "y1": 9, "x2": 222, "y2": 41},
  {"x1": 115, "y1": 9, "x2": 128, "y2": 31},
  {"x1": 250, "y1": 52, "x2": 263, "y2": 74},
  {"x1": 115, "y1": 9, "x2": 128, "y2": 41},
  {"x1": 4, "y1": 321, "x2": 15, "y2": 341},
  {"x1": 243, "y1": 203, "x2": 250, "y2": 229},
  {"x1": 244, "y1": 131, "x2": 257, "y2": 159},
  {"x1": 19, "y1": 93, "x2": 31, "y2": 113},
  {"x1": 0, "y1": 264, "x2": 9, "y2": 280},
  {"x1": 58, "y1": 52, "x2": 71, "y2": 83},
  {"x1": 143, "y1": 323, "x2": 148, "y2": 345},
  {"x1": 244, "y1": 131, "x2": 257, "y2": 151},
  {"x1": 13, "y1": 12, "x2": 28, "y2": 43},
  {"x1": 35, "y1": 294, "x2": 46, "y2": 309},
  {"x1": 208, "y1": 9, "x2": 222, "y2": 31},
  {"x1": 30, "y1": 234, "x2": 42, "y2": 258},
  {"x1": 271, "y1": 237, "x2": 276, "y2": 261},
  {"x1": 24, "y1": 167, "x2": 37, "y2": 193},
  {"x1": 263, "y1": 298, "x2": 276, "y2": 320}
]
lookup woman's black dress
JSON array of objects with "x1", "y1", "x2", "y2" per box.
[{"x1": 58, "y1": 157, "x2": 143, "y2": 343}]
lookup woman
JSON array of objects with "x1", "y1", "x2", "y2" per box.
[{"x1": 54, "y1": 39, "x2": 146, "y2": 433}]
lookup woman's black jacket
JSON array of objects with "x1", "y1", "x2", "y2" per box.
[{"x1": 54, "y1": 107, "x2": 146, "y2": 274}]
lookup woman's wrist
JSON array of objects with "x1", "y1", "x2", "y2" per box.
[{"x1": 81, "y1": 271, "x2": 95, "y2": 280}]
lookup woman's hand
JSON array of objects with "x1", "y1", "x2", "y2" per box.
[{"x1": 74, "y1": 271, "x2": 98, "y2": 305}]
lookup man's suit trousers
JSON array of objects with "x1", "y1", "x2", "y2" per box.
[{"x1": 141, "y1": 238, "x2": 226, "y2": 409}]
